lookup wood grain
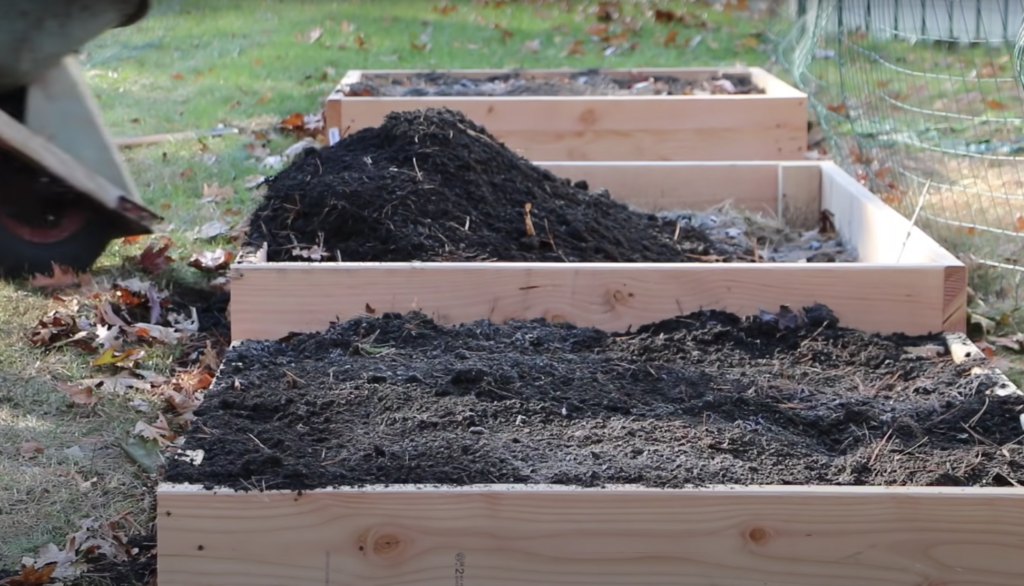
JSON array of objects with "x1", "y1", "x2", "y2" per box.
[
  {"x1": 228, "y1": 161, "x2": 966, "y2": 341},
  {"x1": 535, "y1": 161, "x2": 790, "y2": 216},
  {"x1": 778, "y1": 162, "x2": 822, "y2": 229},
  {"x1": 819, "y1": 164, "x2": 967, "y2": 332},
  {"x1": 820, "y1": 164, "x2": 961, "y2": 265},
  {"x1": 324, "y1": 67, "x2": 807, "y2": 161},
  {"x1": 158, "y1": 483, "x2": 1024, "y2": 586},
  {"x1": 229, "y1": 262, "x2": 951, "y2": 341}
]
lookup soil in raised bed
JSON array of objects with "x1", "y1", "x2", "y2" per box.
[
  {"x1": 344, "y1": 69, "x2": 765, "y2": 97},
  {"x1": 164, "y1": 305, "x2": 1023, "y2": 492},
  {"x1": 244, "y1": 107, "x2": 850, "y2": 264}
]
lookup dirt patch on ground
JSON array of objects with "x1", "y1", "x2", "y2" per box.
[
  {"x1": 164, "y1": 306, "x2": 1023, "y2": 492},
  {"x1": 243, "y1": 108, "x2": 850, "y2": 264},
  {"x1": 344, "y1": 69, "x2": 764, "y2": 97}
]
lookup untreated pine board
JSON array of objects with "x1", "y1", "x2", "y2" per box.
[
  {"x1": 535, "y1": 161, "x2": 787, "y2": 216},
  {"x1": 158, "y1": 484, "x2": 1024, "y2": 586},
  {"x1": 537, "y1": 161, "x2": 823, "y2": 227},
  {"x1": 229, "y1": 262, "x2": 951, "y2": 341},
  {"x1": 325, "y1": 67, "x2": 807, "y2": 161},
  {"x1": 778, "y1": 162, "x2": 822, "y2": 230},
  {"x1": 820, "y1": 164, "x2": 967, "y2": 331},
  {"x1": 486, "y1": 127, "x2": 802, "y2": 162},
  {"x1": 229, "y1": 161, "x2": 966, "y2": 341}
]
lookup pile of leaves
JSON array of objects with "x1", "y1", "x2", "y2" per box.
[
  {"x1": 3, "y1": 238, "x2": 232, "y2": 586},
  {"x1": 26, "y1": 240, "x2": 230, "y2": 472}
]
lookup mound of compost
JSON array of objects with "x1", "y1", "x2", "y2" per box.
[
  {"x1": 244, "y1": 108, "x2": 839, "y2": 264},
  {"x1": 164, "y1": 306, "x2": 1022, "y2": 492},
  {"x1": 346, "y1": 69, "x2": 764, "y2": 97}
]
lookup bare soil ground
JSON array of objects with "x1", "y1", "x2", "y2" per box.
[
  {"x1": 165, "y1": 306, "x2": 1022, "y2": 492},
  {"x1": 343, "y1": 69, "x2": 765, "y2": 97}
]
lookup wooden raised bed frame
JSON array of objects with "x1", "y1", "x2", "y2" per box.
[
  {"x1": 158, "y1": 483, "x2": 1024, "y2": 586},
  {"x1": 229, "y1": 160, "x2": 967, "y2": 342},
  {"x1": 323, "y1": 67, "x2": 808, "y2": 161}
]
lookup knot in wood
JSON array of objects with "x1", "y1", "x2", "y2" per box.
[
  {"x1": 746, "y1": 526, "x2": 771, "y2": 545},
  {"x1": 578, "y1": 108, "x2": 598, "y2": 127},
  {"x1": 373, "y1": 533, "x2": 403, "y2": 557}
]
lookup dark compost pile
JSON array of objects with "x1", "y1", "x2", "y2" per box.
[
  {"x1": 164, "y1": 305, "x2": 1023, "y2": 492},
  {"x1": 244, "y1": 108, "x2": 844, "y2": 264},
  {"x1": 344, "y1": 69, "x2": 764, "y2": 97}
]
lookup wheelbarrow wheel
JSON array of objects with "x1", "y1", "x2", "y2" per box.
[{"x1": 0, "y1": 195, "x2": 116, "y2": 278}]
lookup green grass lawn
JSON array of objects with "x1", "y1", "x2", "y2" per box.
[{"x1": 0, "y1": 0, "x2": 777, "y2": 582}]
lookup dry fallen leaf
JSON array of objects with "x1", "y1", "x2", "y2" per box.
[
  {"x1": 188, "y1": 249, "x2": 237, "y2": 273},
  {"x1": 56, "y1": 382, "x2": 99, "y2": 407},
  {"x1": 194, "y1": 220, "x2": 232, "y2": 240},
  {"x1": 522, "y1": 39, "x2": 542, "y2": 53},
  {"x1": 79, "y1": 376, "x2": 151, "y2": 393},
  {"x1": 563, "y1": 39, "x2": 586, "y2": 56},
  {"x1": 136, "y1": 240, "x2": 174, "y2": 275},
  {"x1": 818, "y1": 209, "x2": 837, "y2": 238},
  {"x1": 28, "y1": 310, "x2": 80, "y2": 347},
  {"x1": 130, "y1": 323, "x2": 186, "y2": 344},
  {"x1": 431, "y1": 1, "x2": 457, "y2": 15},
  {"x1": 134, "y1": 413, "x2": 177, "y2": 446},
  {"x1": 29, "y1": 263, "x2": 80, "y2": 289},
  {"x1": 989, "y1": 334, "x2": 1024, "y2": 353},
  {"x1": 19, "y1": 442, "x2": 44, "y2": 459},
  {"x1": 200, "y1": 183, "x2": 235, "y2": 203},
  {"x1": 1, "y1": 563, "x2": 56, "y2": 586},
  {"x1": 278, "y1": 112, "x2": 306, "y2": 130},
  {"x1": 178, "y1": 369, "x2": 215, "y2": 394},
  {"x1": 91, "y1": 347, "x2": 146, "y2": 368}
]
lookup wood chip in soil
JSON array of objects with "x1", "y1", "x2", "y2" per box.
[
  {"x1": 345, "y1": 69, "x2": 764, "y2": 96},
  {"x1": 243, "y1": 107, "x2": 850, "y2": 264},
  {"x1": 163, "y1": 305, "x2": 1023, "y2": 492}
]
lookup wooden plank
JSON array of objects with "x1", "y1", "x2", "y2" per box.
[
  {"x1": 328, "y1": 96, "x2": 802, "y2": 133},
  {"x1": 820, "y1": 163, "x2": 961, "y2": 265},
  {"x1": 778, "y1": 162, "x2": 822, "y2": 229},
  {"x1": 324, "y1": 67, "x2": 807, "y2": 161},
  {"x1": 491, "y1": 127, "x2": 805, "y2": 162},
  {"x1": 229, "y1": 161, "x2": 962, "y2": 340},
  {"x1": 229, "y1": 262, "x2": 950, "y2": 341},
  {"x1": 820, "y1": 163, "x2": 967, "y2": 333},
  {"x1": 534, "y1": 161, "x2": 788, "y2": 216},
  {"x1": 157, "y1": 483, "x2": 1024, "y2": 586}
]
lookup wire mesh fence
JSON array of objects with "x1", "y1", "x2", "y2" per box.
[{"x1": 768, "y1": 0, "x2": 1024, "y2": 312}]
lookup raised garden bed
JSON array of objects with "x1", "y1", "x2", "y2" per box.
[
  {"x1": 231, "y1": 108, "x2": 965, "y2": 341},
  {"x1": 323, "y1": 67, "x2": 808, "y2": 161},
  {"x1": 158, "y1": 309, "x2": 1023, "y2": 586}
]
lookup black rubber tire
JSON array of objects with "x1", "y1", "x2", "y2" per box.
[
  {"x1": 0, "y1": 209, "x2": 117, "y2": 279},
  {"x1": 117, "y1": 0, "x2": 152, "y2": 28}
]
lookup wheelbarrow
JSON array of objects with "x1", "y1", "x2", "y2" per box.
[{"x1": 0, "y1": 0, "x2": 160, "y2": 277}]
